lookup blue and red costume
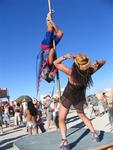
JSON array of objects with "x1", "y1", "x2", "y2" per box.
[
  {"x1": 36, "y1": 30, "x2": 62, "y2": 94},
  {"x1": 40, "y1": 31, "x2": 62, "y2": 71}
]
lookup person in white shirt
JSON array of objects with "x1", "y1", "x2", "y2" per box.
[{"x1": 50, "y1": 96, "x2": 60, "y2": 129}]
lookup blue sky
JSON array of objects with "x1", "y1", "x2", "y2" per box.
[{"x1": 0, "y1": 0, "x2": 113, "y2": 100}]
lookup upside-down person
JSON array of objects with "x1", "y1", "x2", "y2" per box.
[
  {"x1": 54, "y1": 53, "x2": 105, "y2": 149},
  {"x1": 40, "y1": 12, "x2": 63, "y2": 83}
]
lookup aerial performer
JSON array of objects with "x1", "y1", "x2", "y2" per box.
[
  {"x1": 54, "y1": 53, "x2": 106, "y2": 149},
  {"x1": 41, "y1": 12, "x2": 63, "y2": 81},
  {"x1": 36, "y1": 11, "x2": 63, "y2": 94}
]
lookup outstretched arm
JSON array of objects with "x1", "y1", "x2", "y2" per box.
[
  {"x1": 54, "y1": 53, "x2": 73, "y2": 76},
  {"x1": 90, "y1": 59, "x2": 106, "y2": 74}
]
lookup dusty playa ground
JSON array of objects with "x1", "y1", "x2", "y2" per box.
[{"x1": 0, "y1": 108, "x2": 113, "y2": 150}]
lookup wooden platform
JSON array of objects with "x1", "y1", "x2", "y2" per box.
[{"x1": 14, "y1": 128, "x2": 113, "y2": 150}]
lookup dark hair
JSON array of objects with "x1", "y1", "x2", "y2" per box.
[
  {"x1": 43, "y1": 95, "x2": 50, "y2": 99},
  {"x1": 71, "y1": 63, "x2": 93, "y2": 88},
  {"x1": 17, "y1": 103, "x2": 20, "y2": 107},
  {"x1": 102, "y1": 92, "x2": 106, "y2": 95},
  {"x1": 27, "y1": 101, "x2": 37, "y2": 116}
]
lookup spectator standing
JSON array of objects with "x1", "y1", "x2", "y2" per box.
[
  {"x1": 33, "y1": 101, "x2": 46, "y2": 133},
  {"x1": 14, "y1": 103, "x2": 21, "y2": 127},
  {"x1": 101, "y1": 92, "x2": 109, "y2": 114},
  {"x1": 24, "y1": 101, "x2": 38, "y2": 135},
  {"x1": 51, "y1": 97, "x2": 60, "y2": 129},
  {"x1": 90, "y1": 95, "x2": 100, "y2": 118},
  {"x1": 9, "y1": 101, "x2": 15, "y2": 117},
  {"x1": 108, "y1": 89, "x2": 113, "y2": 129},
  {"x1": 43, "y1": 95, "x2": 53, "y2": 129},
  {"x1": 0, "y1": 103, "x2": 3, "y2": 134},
  {"x1": 3, "y1": 103, "x2": 10, "y2": 127}
]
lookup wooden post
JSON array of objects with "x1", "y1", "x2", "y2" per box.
[{"x1": 95, "y1": 143, "x2": 113, "y2": 150}]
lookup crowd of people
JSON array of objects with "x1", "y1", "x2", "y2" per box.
[
  {"x1": 86, "y1": 92, "x2": 113, "y2": 120},
  {"x1": 0, "y1": 95, "x2": 61, "y2": 135}
]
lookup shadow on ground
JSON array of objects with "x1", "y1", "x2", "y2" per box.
[
  {"x1": 68, "y1": 129, "x2": 105, "y2": 150},
  {"x1": 66, "y1": 115, "x2": 79, "y2": 124},
  {"x1": 1, "y1": 128, "x2": 23, "y2": 136},
  {"x1": 69, "y1": 129, "x2": 90, "y2": 149},
  {"x1": 0, "y1": 134, "x2": 27, "y2": 150}
]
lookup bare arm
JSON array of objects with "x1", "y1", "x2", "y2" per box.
[
  {"x1": 90, "y1": 59, "x2": 106, "y2": 74},
  {"x1": 24, "y1": 110, "x2": 27, "y2": 118},
  {"x1": 53, "y1": 53, "x2": 73, "y2": 76}
]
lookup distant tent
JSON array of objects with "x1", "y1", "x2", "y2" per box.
[
  {"x1": 0, "y1": 88, "x2": 9, "y2": 100},
  {"x1": 16, "y1": 96, "x2": 32, "y2": 103},
  {"x1": 0, "y1": 97, "x2": 9, "y2": 103}
]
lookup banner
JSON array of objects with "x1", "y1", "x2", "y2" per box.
[{"x1": 0, "y1": 88, "x2": 8, "y2": 98}]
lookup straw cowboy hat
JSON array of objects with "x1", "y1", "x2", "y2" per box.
[{"x1": 74, "y1": 53, "x2": 91, "y2": 71}]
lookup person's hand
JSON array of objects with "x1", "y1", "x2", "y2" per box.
[
  {"x1": 63, "y1": 53, "x2": 73, "y2": 59},
  {"x1": 93, "y1": 59, "x2": 106, "y2": 68},
  {"x1": 97, "y1": 59, "x2": 106, "y2": 65}
]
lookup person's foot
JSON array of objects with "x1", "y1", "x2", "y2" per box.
[
  {"x1": 59, "y1": 139, "x2": 69, "y2": 149},
  {"x1": 46, "y1": 12, "x2": 52, "y2": 21},
  {"x1": 46, "y1": 11, "x2": 55, "y2": 27},
  {"x1": 46, "y1": 12, "x2": 52, "y2": 26},
  {"x1": 91, "y1": 132, "x2": 100, "y2": 142},
  {"x1": 46, "y1": 10, "x2": 55, "y2": 20}
]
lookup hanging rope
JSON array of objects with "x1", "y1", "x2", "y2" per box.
[
  {"x1": 48, "y1": 0, "x2": 51, "y2": 12},
  {"x1": 47, "y1": 0, "x2": 61, "y2": 99}
]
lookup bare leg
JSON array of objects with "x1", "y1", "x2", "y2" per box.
[
  {"x1": 59, "y1": 104, "x2": 69, "y2": 140},
  {"x1": 77, "y1": 111, "x2": 95, "y2": 133},
  {"x1": 49, "y1": 19, "x2": 63, "y2": 37},
  {"x1": 47, "y1": 113, "x2": 51, "y2": 129},
  {"x1": 28, "y1": 127, "x2": 32, "y2": 135},
  {"x1": 49, "y1": 48, "x2": 55, "y2": 65},
  {"x1": 46, "y1": 13, "x2": 54, "y2": 32},
  {"x1": 46, "y1": 13, "x2": 63, "y2": 66},
  {"x1": 34, "y1": 127, "x2": 38, "y2": 135},
  {"x1": 46, "y1": 12, "x2": 63, "y2": 37},
  {"x1": 47, "y1": 121, "x2": 50, "y2": 129},
  {"x1": 77, "y1": 110, "x2": 100, "y2": 141}
]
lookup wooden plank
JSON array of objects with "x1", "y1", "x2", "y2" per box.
[{"x1": 95, "y1": 143, "x2": 113, "y2": 150}]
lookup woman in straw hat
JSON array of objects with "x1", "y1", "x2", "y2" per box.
[{"x1": 54, "y1": 53, "x2": 105, "y2": 149}]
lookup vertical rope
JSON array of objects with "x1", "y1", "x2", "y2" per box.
[
  {"x1": 48, "y1": 0, "x2": 51, "y2": 12},
  {"x1": 53, "y1": 40, "x2": 61, "y2": 98},
  {"x1": 47, "y1": 0, "x2": 61, "y2": 99}
]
